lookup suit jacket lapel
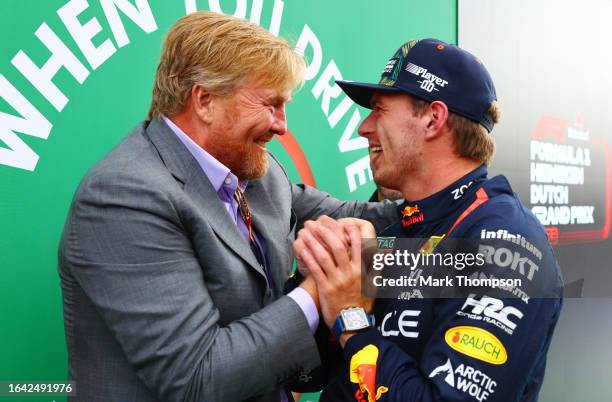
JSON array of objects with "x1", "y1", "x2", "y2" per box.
[
  {"x1": 247, "y1": 179, "x2": 290, "y2": 296},
  {"x1": 144, "y1": 118, "x2": 267, "y2": 282}
]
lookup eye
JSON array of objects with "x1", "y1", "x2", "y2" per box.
[
  {"x1": 370, "y1": 101, "x2": 384, "y2": 113},
  {"x1": 269, "y1": 100, "x2": 285, "y2": 114},
  {"x1": 265, "y1": 101, "x2": 277, "y2": 112}
]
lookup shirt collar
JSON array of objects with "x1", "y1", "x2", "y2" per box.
[
  {"x1": 398, "y1": 165, "x2": 489, "y2": 228},
  {"x1": 161, "y1": 115, "x2": 244, "y2": 197}
]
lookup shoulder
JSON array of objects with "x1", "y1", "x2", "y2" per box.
[
  {"x1": 74, "y1": 122, "x2": 178, "y2": 208},
  {"x1": 453, "y1": 175, "x2": 563, "y2": 290},
  {"x1": 458, "y1": 175, "x2": 547, "y2": 240}
]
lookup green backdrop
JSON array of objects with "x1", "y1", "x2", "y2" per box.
[{"x1": 0, "y1": 1, "x2": 455, "y2": 401}]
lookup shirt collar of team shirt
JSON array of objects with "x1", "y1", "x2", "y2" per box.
[{"x1": 398, "y1": 164, "x2": 489, "y2": 227}]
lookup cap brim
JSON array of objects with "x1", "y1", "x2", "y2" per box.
[{"x1": 336, "y1": 80, "x2": 403, "y2": 109}]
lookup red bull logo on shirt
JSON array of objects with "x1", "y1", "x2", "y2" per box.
[
  {"x1": 349, "y1": 344, "x2": 389, "y2": 402},
  {"x1": 402, "y1": 205, "x2": 420, "y2": 217},
  {"x1": 402, "y1": 205, "x2": 424, "y2": 228}
]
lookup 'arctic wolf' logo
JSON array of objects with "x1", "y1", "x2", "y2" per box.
[{"x1": 429, "y1": 358, "x2": 455, "y2": 386}]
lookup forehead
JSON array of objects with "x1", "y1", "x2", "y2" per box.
[
  {"x1": 370, "y1": 91, "x2": 412, "y2": 107},
  {"x1": 240, "y1": 77, "x2": 292, "y2": 101}
]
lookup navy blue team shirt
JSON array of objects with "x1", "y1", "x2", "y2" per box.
[{"x1": 296, "y1": 165, "x2": 563, "y2": 402}]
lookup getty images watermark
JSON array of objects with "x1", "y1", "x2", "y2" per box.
[
  {"x1": 371, "y1": 248, "x2": 522, "y2": 289},
  {"x1": 361, "y1": 237, "x2": 561, "y2": 300}
]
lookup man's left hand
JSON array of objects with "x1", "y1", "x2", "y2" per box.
[{"x1": 295, "y1": 220, "x2": 374, "y2": 331}]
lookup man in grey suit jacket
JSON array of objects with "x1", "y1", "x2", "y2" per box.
[{"x1": 58, "y1": 11, "x2": 397, "y2": 402}]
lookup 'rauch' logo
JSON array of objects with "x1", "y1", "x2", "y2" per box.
[{"x1": 444, "y1": 326, "x2": 508, "y2": 365}]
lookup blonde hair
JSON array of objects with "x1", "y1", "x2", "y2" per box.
[
  {"x1": 411, "y1": 98, "x2": 501, "y2": 165},
  {"x1": 148, "y1": 11, "x2": 305, "y2": 119}
]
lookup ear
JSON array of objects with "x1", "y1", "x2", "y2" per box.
[
  {"x1": 191, "y1": 85, "x2": 214, "y2": 124},
  {"x1": 423, "y1": 100, "x2": 449, "y2": 140}
]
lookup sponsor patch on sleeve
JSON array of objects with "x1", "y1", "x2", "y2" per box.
[
  {"x1": 444, "y1": 326, "x2": 508, "y2": 365},
  {"x1": 349, "y1": 344, "x2": 389, "y2": 402}
]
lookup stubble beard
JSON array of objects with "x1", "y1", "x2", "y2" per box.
[
  {"x1": 375, "y1": 130, "x2": 420, "y2": 193},
  {"x1": 207, "y1": 135, "x2": 269, "y2": 181},
  {"x1": 233, "y1": 143, "x2": 269, "y2": 181},
  {"x1": 208, "y1": 111, "x2": 269, "y2": 181}
]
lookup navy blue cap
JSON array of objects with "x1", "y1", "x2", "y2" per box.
[{"x1": 336, "y1": 39, "x2": 497, "y2": 132}]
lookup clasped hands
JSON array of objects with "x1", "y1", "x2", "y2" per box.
[{"x1": 294, "y1": 216, "x2": 376, "y2": 346}]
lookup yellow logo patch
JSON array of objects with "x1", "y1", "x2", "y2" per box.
[
  {"x1": 349, "y1": 345, "x2": 389, "y2": 402},
  {"x1": 444, "y1": 326, "x2": 507, "y2": 365},
  {"x1": 420, "y1": 234, "x2": 445, "y2": 254}
]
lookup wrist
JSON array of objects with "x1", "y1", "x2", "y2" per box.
[
  {"x1": 331, "y1": 307, "x2": 374, "y2": 341},
  {"x1": 298, "y1": 277, "x2": 320, "y2": 311},
  {"x1": 339, "y1": 332, "x2": 356, "y2": 347}
]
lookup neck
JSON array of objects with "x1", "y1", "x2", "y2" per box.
[
  {"x1": 399, "y1": 157, "x2": 481, "y2": 201},
  {"x1": 167, "y1": 110, "x2": 207, "y2": 149}
]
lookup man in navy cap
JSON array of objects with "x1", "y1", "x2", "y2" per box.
[{"x1": 293, "y1": 39, "x2": 563, "y2": 401}]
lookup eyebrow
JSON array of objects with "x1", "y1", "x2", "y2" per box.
[{"x1": 269, "y1": 95, "x2": 291, "y2": 103}]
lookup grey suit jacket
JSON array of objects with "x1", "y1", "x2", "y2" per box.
[{"x1": 58, "y1": 118, "x2": 398, "y2": 402}]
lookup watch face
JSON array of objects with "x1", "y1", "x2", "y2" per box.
[{"x1": 341, "y1": 308, "x2": 369, "y2": 330}]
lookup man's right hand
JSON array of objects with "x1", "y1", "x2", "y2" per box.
[
  {"x1": 295, "y1": 222, "x2": 374, "y2": 329},
  {"x1": 336, "y1": 217, "x2": 376, "y2": 239},
  {"x1": 294, "y1": 216, "x2": 376, "y2": 277}
]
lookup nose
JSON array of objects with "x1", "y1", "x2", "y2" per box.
[
  {"x1": 271, "y1": 104, "x2": 287, "y2": 136},
  {"x1": 358, "y1": 111, "x2": 376, "y2": 138}
]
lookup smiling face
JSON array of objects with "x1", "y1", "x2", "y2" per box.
[
  {"x1": 205, "y1": 79, "x2": 291, "y2": 181},
  {"x1": 358, "y1": 92, "x2": 427, "y2": 192}
]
